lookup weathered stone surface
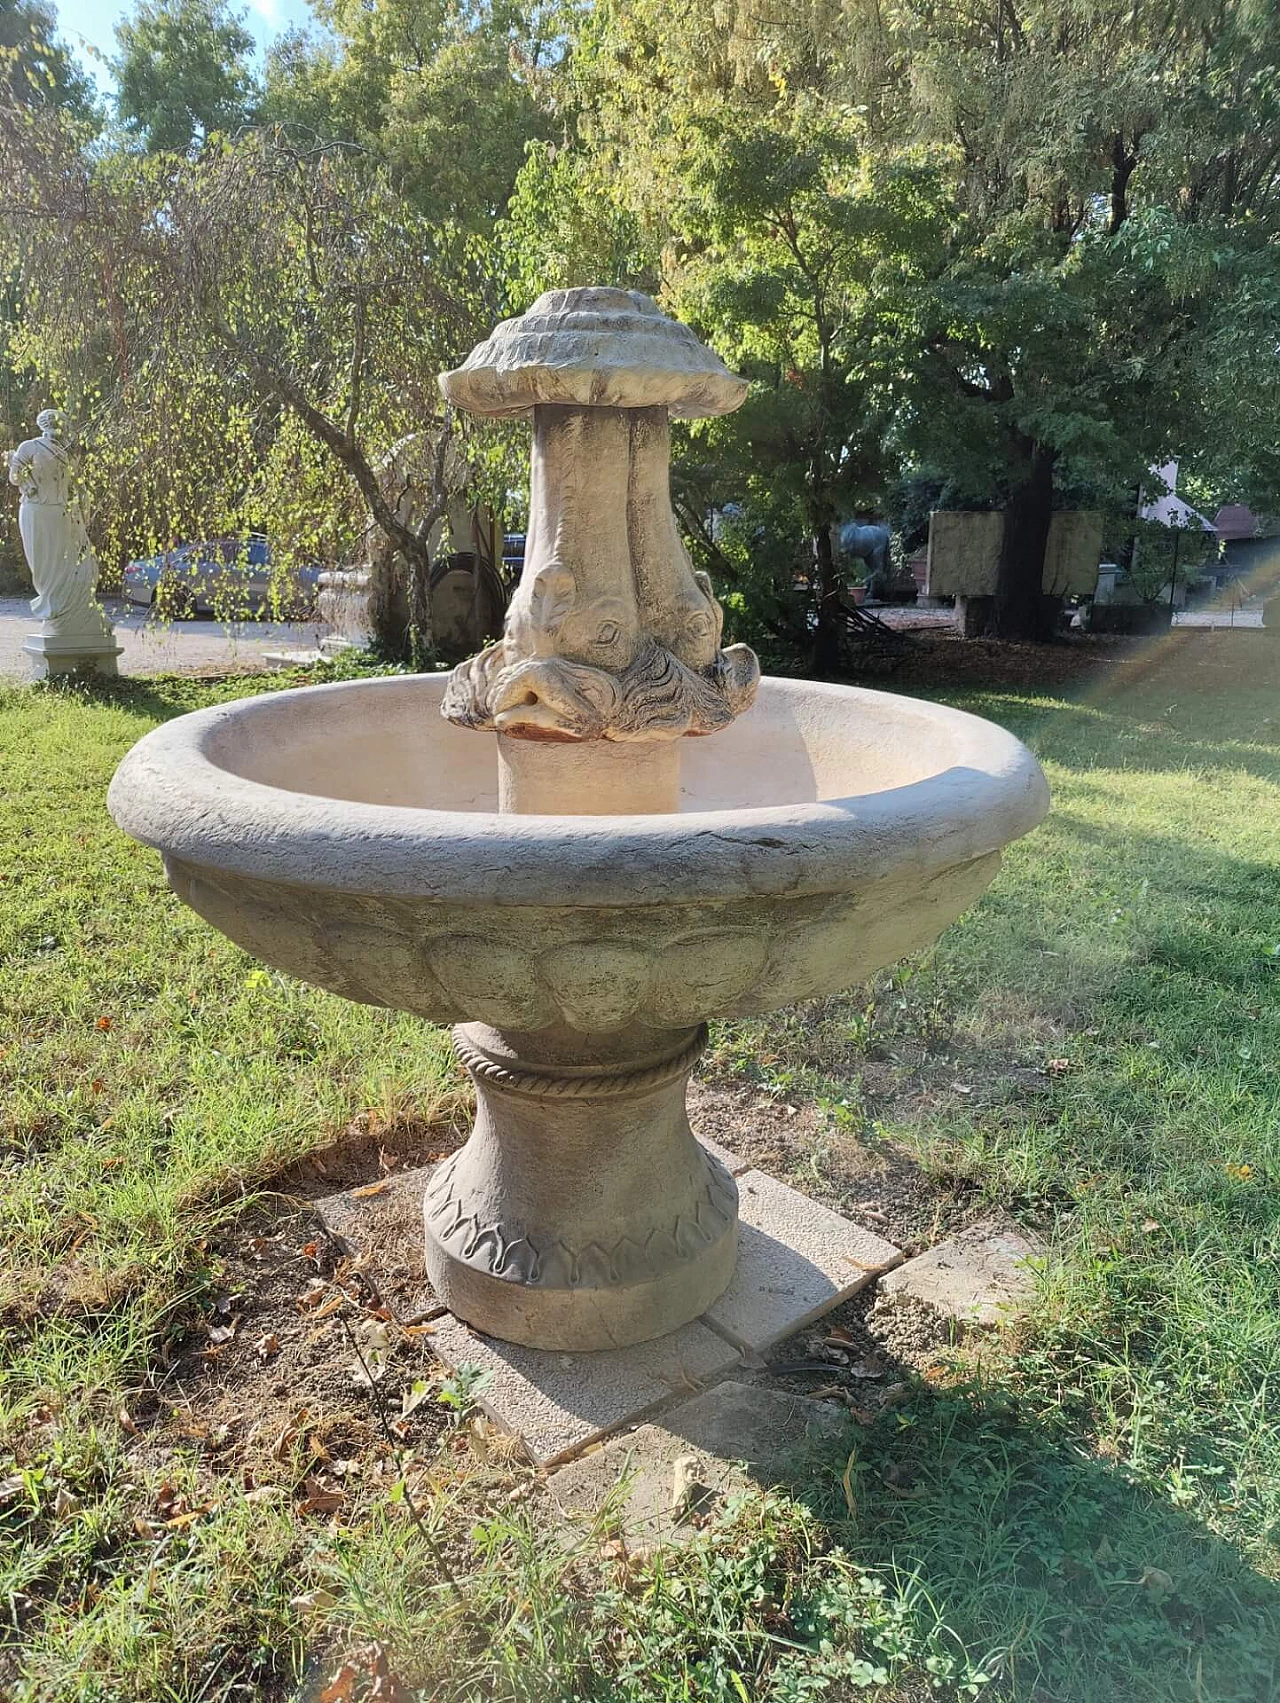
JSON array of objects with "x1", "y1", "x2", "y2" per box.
[
  {"x1": 873, "y1": 1225, "x2": 1042, "y2": 1330},
  {"x1": 549, "y1": 1380, "x2": 845, "y2": 1539},
  {"x1": 424, "y1": 1025, "x2": 739, "y2": 1352},
  {"x1": 428, "y1": 1314, "x2": 740, "y2": 1466},
  {"x1": 441, "y1": 292, "x2": 758, "y2": 744},
  {"x1": 440, "y1": 287, "x2": 749, "y2": 421},
  {"x1": 704, "y1": 1170, "x2": 902, "y2": 1354},
  {"x1": 107, "y1": 288, "x2": 1050, "y2": 1358},
  {"x1": 313, "y1": 1164, "x2": 446, "y2": 1326},
  {"x1": 697, "y1": 1135, "x2": 750, "y2": 1178}
]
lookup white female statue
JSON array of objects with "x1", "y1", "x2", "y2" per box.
[{"x1": 8, "y1": 408, "x2": 118, "y2": 677}]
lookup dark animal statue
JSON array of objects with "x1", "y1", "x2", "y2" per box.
[{"x1": 836, "y1": 521, "x2": 893, "y2": 600}]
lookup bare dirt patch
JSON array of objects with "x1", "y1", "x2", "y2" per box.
[
  {"x1": 121, "y1": 1140, "x2": 480, "y2": 1517},
  {"x1": 690, "y1": 1076, "x2": 975, "y2": 1253}
]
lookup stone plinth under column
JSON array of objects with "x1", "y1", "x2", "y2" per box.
[
  {"x1": 423, "y1": 1022, "x2": 738, "y2": 1351},
  {"x1": 23, "y1": 632, "x2": 121, "y2": 680}
]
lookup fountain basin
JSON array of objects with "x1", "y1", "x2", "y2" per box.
[
  {"x1": 108, "y1": 673, "x2": 1047, "y2": 1029},
  {"x1": 109, "y1": 672, "x2": 1047, "y2": 1349}
]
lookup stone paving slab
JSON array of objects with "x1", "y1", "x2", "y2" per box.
[
  {"x1": 874, "y1": 1223, "x2": 1041, "y2": 1331},
  {"x1": 428, "y1": 1314, "x2": 740, "y2": 1466},
  {"x1": 548, "y1": 1380, "x2": 846, "y2": 1540},
  {"x1": 697, "y1": 1135, "x2": 750, "y2": 1177},
  {"x1": 704, "y1": 1169, "x2": 903, "y2": 1355},
  {"x1": 313, "y1": 1164, "x2": 445, "y2": 1325}
]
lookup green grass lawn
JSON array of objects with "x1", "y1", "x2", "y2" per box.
[{"x1": 2, "y1": 636, "x2": 1279, "y2": 1702}]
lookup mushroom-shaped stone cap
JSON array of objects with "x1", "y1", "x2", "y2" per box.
[{"x1": 440, "y1": 287, "x2": 748, "y2": 420}]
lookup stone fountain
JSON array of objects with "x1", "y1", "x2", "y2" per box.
[{"x1": 109, "y1": 290, "x2": 1048, "y2": 1426}]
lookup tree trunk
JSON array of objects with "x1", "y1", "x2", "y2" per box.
[
  {"x1": 812, "y1": 520, "x2": 842, "y2": 674},
  {"x1": 993, "y1": 441, "x2": 1056, "y2": 642}
]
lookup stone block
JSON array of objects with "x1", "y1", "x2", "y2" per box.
[
  {"x1": 703, "y1": 1170, "x2": 902, "y2": 1354},
  {"x1": 313, "y1": 1164, "x2": 444, "y2": 1325},
  {"x1": 428, "y1": 1314, "x2": 740, "y2": 1466},
  {"x1": 697, "y1": 1134, "x2": 750, "y2": 1177},
  {"x1": 22, "y1": 634, "x2": 121, "y2": 680},
  {"x1": 874, "y1": 1225, "x2": 1041, "y2": 1330},
  {"x1": 549, "y1": 1380, "x2": 846, "y2": 1540}
]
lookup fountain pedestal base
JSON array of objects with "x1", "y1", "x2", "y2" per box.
[{"x1": 423, "y1": 1022, "x2": 738, "y2": 1350}]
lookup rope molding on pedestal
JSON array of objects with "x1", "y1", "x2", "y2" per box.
[{"x1": 451, "y1": 1023, "x2": 708, "y2": 1099}]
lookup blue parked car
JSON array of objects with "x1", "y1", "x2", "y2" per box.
[{"x1": 123, "y1": 536, "x2": 321, "y2": 618}]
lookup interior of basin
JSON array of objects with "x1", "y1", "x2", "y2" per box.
[{"x1": 204, "y1": 674, "x2": 981, "y2": 813}]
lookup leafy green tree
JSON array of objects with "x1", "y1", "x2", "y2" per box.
[
  {"x1": 541, "y1": 0, "x2": 1280, "y2": 643},
  {"x1": 0, "y1": 0, "x2": 97, "y2": 586},
  {"x1": 829, "y1": 0, "x2": 1280, "y2": 638},
  {"x1": 1, "y1": 0, "x2": 96, "y2": 117},
  {"x1": 262, "y1": 0, "x2": 558, "y2": 227},
  {"x1": 0, "y1": 106, "x2": 503, "y2": 644},
  {"x1": 115, "y1": 0, "x2": 259, "y2": 153}
]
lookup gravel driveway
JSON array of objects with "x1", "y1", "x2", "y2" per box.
[{"x1": 0, "y1": 596, "x2": 327, "y2": 679}]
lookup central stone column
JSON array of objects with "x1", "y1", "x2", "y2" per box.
[
  {"x1": 424, "y1": 287, "x2": 759, "y2": 1350},
  {"x1": 424, "y1": 1023, "x2": 738, "y2": 1349}
]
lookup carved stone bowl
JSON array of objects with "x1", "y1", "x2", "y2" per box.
[{"x1": 109, "y1": 673, "x2": 1048, "y2": 1349}]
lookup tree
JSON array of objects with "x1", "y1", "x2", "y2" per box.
[
  {"x1": 0, "y1": 106, "x2": 503, "y2": 647},
  {"x1": 262, "y1": 0, "x2": 558, "y2": 228},
  {"x1": 1, "y1": 0, "x2": 96, "y2": 117},
  {"x1": 830, "y1": 0, "x2": 1280, "y2": 638},
  {"x1": 0, "y1": 0, "x2": 97, "y2": 586},
  {"x1": 115, "y1": 0, "x2": 259, "y2": 154},
  {"x1": 536, "y1": 0, "x2": 1280, "y2": 643}
]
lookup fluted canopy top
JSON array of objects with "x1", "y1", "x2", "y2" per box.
[{"x1": 440, "y1": 287, "x2": 748, "y2": 420}]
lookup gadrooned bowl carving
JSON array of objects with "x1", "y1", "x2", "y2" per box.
[{"x1": 108, "y1": 673, "x2": 1049, "y2": 1033}]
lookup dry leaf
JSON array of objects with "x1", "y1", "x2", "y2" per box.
[
  {"x1": 378, "y1": 1147, "x2": 400, "y2": 1174},
  {"x1": 165, "y1": 1502, "x2": 216, "y2": 1530},
  {"x1": 318, "y1": 1662, "x2": 357, "y2": 1703},
  {"x1": 298, "y1": 1476, "x2": 345, "y2": 1517},
  {"x1": 811, "y1": 1383, "x2": 851, "y2": 1403},
  {"x1": 824, "y1": 1327, "x2": 857, "y2": 1348},
  {"x1": 849, "y1": 1356, "x2": 887, "y2": 1381},
  {"x1": 1045, "y1": 1057, "x2": 1073, "y2": 1075},
  {"x1": 207, "y1": 1318, "x2": 239, "y2": 1345},
  {"x1": 840, "y1": 1450, "x2": 858, "y2": 1517},
  {"x1": 350, "y1": 1180, "x2": 390, "y2": 1199},
  {"x1": 298, "y1": 1278, "x2": 327, "y2": 1309},
  {"x1": 95, "y1": 1015, "x2": 113, "y2": 1032},
  {"x1": 272, "y1": 1408, "x2": 309, "y2": 1460},
  {"x1": 256, "y1": 1332, "x2": 280, "y2": 1361},
  {"x1": 1140, "y1": 1218, "x2": 1162, "y2": 1234},
  {"x1": 118, "y1": 1407, "x2": 139, "y2": 1436},
  {"x1": 290, "y1": 1587, "x2": 338, "y2": 1612},
  {"x1": 0, "y1": 1475, "x2": 24, "y2": 1506},
  {"x1": 400, "y1": 1379, "x2": 431, "y2": 1419}
]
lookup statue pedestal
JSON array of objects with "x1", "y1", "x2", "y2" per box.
[{"x1": 23, "y1": 621, "x2": 121, "y2": 680}]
